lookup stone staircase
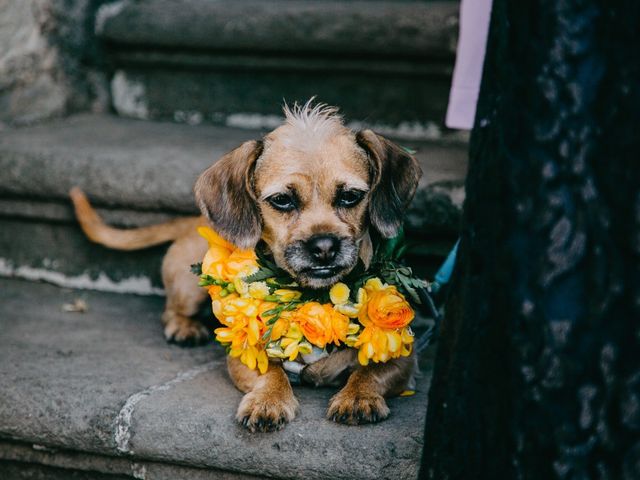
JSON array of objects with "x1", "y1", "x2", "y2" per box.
[
  {"x1": 0, "y1": 1, "x2": 464, "y2": 478},
  {"x1": 97, "y1": 0, "x2": 459, "y2": 131}
]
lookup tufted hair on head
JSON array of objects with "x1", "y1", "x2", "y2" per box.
[{"x1": 279, "y1": 98, "x2": 347, "y2": 150}]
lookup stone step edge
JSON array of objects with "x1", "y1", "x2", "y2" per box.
[
  {"x1": 0, "y1": 440, "x2": 258, "y2": 480},
  {"x1": 0, "y1": 197, "x2": 180, "y2": 229},
  {"x1": 0, "y1": 114, "x2": 468, "y2": 214},
  {"x1": 98, "y1": 0, "x2": 459, "y2": 59}
]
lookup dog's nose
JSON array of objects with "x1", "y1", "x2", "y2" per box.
[{"x1": 307, "y1": 235, "x2": 340, "y2": 263}]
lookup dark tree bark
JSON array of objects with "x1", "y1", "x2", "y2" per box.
[{"x1": 421, "y1": 1, "x2": 640, "y2": 479}]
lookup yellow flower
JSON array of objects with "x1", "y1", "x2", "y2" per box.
[
  {"x1": 213, "y1": 296, "x2": 272, "y2": 374},
  {"x1": 258, "y1": 301, "x2": 289, "y2": 341},
  {"x1": 221, "y1": 297, "x2": 261, "y2": 329},
  {"x1": 233, "y1": 277, "x2": 249, "y2": 296},
  {"x1": 265, "y1": 345, "x2": 288, "y2": 359},
  {"x1": 268, "y1": 316, "x2": 288, "y2": 341},
  {"x1": 279, "y1": 323, "x2": 312, "y2": 361},
  {"x1": 329, "y1": 282, "x2": 350, "y2": 305},
  {"x1": 344, "y1": 322, "x2": 361, "y2": 347},
  {"x1": 199, "y1": 226, "x2": 417, "y2": 373},
  {"x1": 198, "y1": 226, "x2": 258, "y2": 281},
  {"x1": 208, "y1": 285, "x2": 240, "y2": 326},
  {"x1": 364, "y1": 277, "x2": 385, "y2": 291},
  {"x1": 248, "y1": 281, "x2": 270, "y2": 300},
  {"x1": 354, "y1": 325, "x2": 414, "y2": 366},
  {"x1": 334, "y1": 287, "x2": 366, "y2": 318},
  {"x1": 273, "y1": 289, "x2": 302, "y2": 302},
  {"x1": 292, "y1": 302, "x2": 349, "y2": 348},
  {"x1": 236, "y1": 345, "x2": 268, "y2": 374},
  {"x1": 359, "y1": 280, "x2": 414, "y2": 330}
]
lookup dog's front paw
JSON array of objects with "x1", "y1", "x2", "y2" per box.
[
  {"x1": 236, "y1": 390, "x2": 298, "y2": 433},
  {"x1": 327, "y1": 389, "x2": 390, "y2": 425},
  {"x1": 163, "y1": 315, "x2": 210, "y2": 346}
]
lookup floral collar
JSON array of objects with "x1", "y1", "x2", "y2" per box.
[{"x1": 194, "y1": 226, "x2": 429, "y2": 375}]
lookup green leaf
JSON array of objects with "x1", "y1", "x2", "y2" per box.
[
  {"x1": 190, "y1": 262, "x2": 203, "y2": 275},
  {"x1": 376, "y1": 227, "x2": 406, "y2": 261},
  {"x1": 244, "y1": 269, "x2": 275, "y2": 283},
  {"x1": 398, "y1": 274, "x2": 421, "y2": 304},
  {"x1": 261, "y1": 307, "x2": 281, "y2": 317},
  {"x1": 198, "y1": 274, "x2": 218, "y2": 287},
  {"x1": 262, "y1": 327, "x2": 273, "y2": 341}
]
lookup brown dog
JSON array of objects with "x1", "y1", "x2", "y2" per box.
[{"x1": 71, "y1": 102, "x2": 421, "y2": 431}]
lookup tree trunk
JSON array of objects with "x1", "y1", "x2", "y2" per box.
[{"x1": 421, "y1": 1, "x2": 640, "y2": 478}]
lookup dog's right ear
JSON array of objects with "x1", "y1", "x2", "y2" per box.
[{"x1": 194, "y1": 140, "x2": 263, "y2": 249}]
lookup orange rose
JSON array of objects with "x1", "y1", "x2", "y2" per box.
[
  {"x1": 293, "y1": 302, "x2": 349, "y2": 348},
  {"x1": 359, "y1": 286, "x2": 414, "y2": 330}
]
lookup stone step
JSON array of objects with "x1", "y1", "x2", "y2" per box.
[
  {"x1": 0, "y1": 113, "x2": 466, "y2": 294},
  {"x1": 97, "y1": 0, "x2": 459, "y2": 130},
  {"x1": 0, "y1": 277, "x2": 434, "y2": 479}
]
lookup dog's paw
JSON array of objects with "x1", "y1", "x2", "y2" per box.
[
  {"x1": 327, "y1": 389, "x2": 390, "y2": 425},
  {"x1": 164, "y1": 317, "x2": 211, "y2": 347},
  {"x1": 236, "y1": 390, "x2": 298, "y2": 433}
]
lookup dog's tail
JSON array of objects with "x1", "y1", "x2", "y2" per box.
[{"x1": 69, "y1": 187, "x2": 200, "y2": 251}]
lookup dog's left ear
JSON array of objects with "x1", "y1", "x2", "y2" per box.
[
  {"x1": 194, "y1": 140, "x2": 263, "y2": 249},
  {"x1": 356, "y1": 130, "x2": 422, "y2": 238}
]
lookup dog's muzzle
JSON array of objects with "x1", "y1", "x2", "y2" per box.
[{"x1": 284, "y1": 234, "x2": 358, "y2": 288}]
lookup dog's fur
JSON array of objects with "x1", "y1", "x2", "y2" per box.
[{"x1": 71, "y1": 101, "x2": 421, "y2": 431}]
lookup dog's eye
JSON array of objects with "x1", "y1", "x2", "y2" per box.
[
  {"x1": 336, "y1": 190, "x2": 365, "y2": 208},
  {"x1": 268, "y1": 193, "x2": 297, "y2": 212}
]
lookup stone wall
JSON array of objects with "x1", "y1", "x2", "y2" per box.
[{"x1": 0, "y1": 0, "x2": 109, "y2": 126}]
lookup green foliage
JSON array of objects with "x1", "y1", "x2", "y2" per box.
[{"x1": 244, "y1": 246, "x2": 297, "y2": 285}]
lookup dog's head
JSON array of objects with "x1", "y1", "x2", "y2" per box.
[{"x1": 195, "y1": 102, "x2": 421, "y2": 288}]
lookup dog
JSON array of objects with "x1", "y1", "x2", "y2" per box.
[{"x1": 70, "y1": 101, "x2": 422, "y2": 431}]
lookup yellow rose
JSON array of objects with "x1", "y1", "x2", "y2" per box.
[
  {"x1": 359, "y1": 283, "x2": 414, "y2": 330},
  {"x1": 292, "y1": 303, "x2": 332, "y2": 348},
  {"x1": 198, "y1": 226, "x2": 258, "y2": 281}
]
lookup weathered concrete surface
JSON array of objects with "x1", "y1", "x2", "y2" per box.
[
  {"x1": 0, "y1": 278, "x2": 434, "y2": 479},
  {"x1": 0, "y1": 0, "x2": 108, "y2": 125},
  {"x1": 0, "y1": 114, "x2": 253, "y2": 213},
  {"x1": 0, "y1": 440, "x2": 260, "y2": 479},
  {"x1": 98, "y1": 0, "x2": 458, "y2": 58}
]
